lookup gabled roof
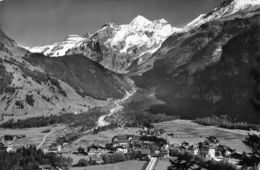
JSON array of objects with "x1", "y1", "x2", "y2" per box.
[
  {"x1": 112, "y1": 135, "x2": 129, "y2": 143},
  {"x1": 88, "y1": 144, "x2": 105, "y2": 150}
]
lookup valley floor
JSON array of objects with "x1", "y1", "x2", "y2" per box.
[
  {"x1": 0, "y1": 119, "x2": 258, "y2": 170},
  {"x1": 154, "y1": 119, "x2": 258, "y2": 153},
  {"x1": 0, "y1": 125, "x2": 65, "y2": 150}
]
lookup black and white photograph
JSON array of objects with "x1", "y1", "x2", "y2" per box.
[{"x1": 0, "y1": 0, "x2": 260, "y2": 169}]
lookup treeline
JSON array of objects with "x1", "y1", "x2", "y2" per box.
[
  {"x1": 194, "y1": 115, "x2": 258, "y2": 131},
  {"x1": 0, "y1": 108, "x2": 105, "y2": 129},
  {"x1": 0, "y1": 145, "x2": 72, "y2": 170},
  {"x1": 124, "y1": 111, "x2": 179, "y2": 128}
]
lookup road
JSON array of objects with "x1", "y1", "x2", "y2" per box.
[
  {"x1": 37, "y1": 131, "x2": 52, "y2": 149},
  {"x1": 145, "y1": 157, "x2": 158, "y2": 170}
]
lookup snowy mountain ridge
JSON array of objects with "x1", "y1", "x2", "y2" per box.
[
  {"x1": 186, "y1": 0, "x2": 260, "y2": 30},
  {"x1": 29, "y1": 35, "x2": 84, "y2": 57},
  {"x1": 29, "y1": 16, "x2": 180, "y2": 57},
  {"x1": 29, "y1": 15, "x2": 181, "y2": 73}
]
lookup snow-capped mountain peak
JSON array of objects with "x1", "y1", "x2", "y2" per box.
[
  {"x1": 29, "y1": 15, "x2": 182, "y2": 73},
  {"x1": 130, "y1": 15, "x2": 153, "y2": 27}
]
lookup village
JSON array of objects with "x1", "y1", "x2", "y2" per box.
[
  {"x1": 0, "y1": 121, "x2": 258, "y2": 170},
  {"x1": 35, "y1": 127, "x2": 249, "y2": 169}
]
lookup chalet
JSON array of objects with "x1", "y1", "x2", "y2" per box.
[
  {"x1": 140, "y1": 148, "x2": 150, "y2": 159},
  {"x1": 160, "y1": 147, "x2": 169, "y2": 157},
  {"x1": 129, "y1": 135, "x2": 139, "y2": 143},
  {"x1": 216, "y1": 145, "x2": 235, "y2": 157},
  {"x1": 115, "y1": 146, "x2": 128, "y2": 154},
  {"x1": 112, "y1": 135, "x2": 129, "y2": 147},
  {"x1": 207, "y1": 147, "x2": 216, "y2": 159},
  {"x1": 0, "y1": 143, "x2": 7, "y2": 151},
  {"x1": 6, "y1": 144, "x2": 13, "y2": 152},
  {"x1": 45, "y1": 145, "x2": 61, "y2": 154},
  {"x1": 191, "y1": 146, "x2": 199, "y2": 155},
  {"x1": 87, "y1": 144, "x2": 107, "y2": 156}
]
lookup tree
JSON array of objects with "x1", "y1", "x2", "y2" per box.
[
  {"x1": 77, "y1": 159, "x2": 89, "y2": 167},
  {"x1": 243, "y1": 134, "x2": 260, "y2": 153},
  {"x1": 102, "y1": 154, "x2": 110, "y2": 164},
  {"x1": 240, "y1": 134, "x2": 260, "y2": 168}
]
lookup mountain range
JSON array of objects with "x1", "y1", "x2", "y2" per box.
[{"x1": 0, "y1": 0, "x2": 259, "y2": 123}]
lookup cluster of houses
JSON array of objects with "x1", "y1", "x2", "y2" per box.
[
  {"x1": 41, "y1": 128, "x2": 247, "y2": 168},
  {"x1": 168, "y1": 136, "x2": 241, "y2": 165},
  {"x1": 0, "y1": 134, "x2": 26, "y2": 152},
  {"x1": 137, "y1": 128, "x2": 165, "y2": 136},
  {"x1": 72, "y1": 133, "x2": 164, "y2": 159},
  {"x1": 42, "y1": 127, "x2": 169, "y2": 166}
]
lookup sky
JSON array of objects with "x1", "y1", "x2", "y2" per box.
[{"x1": 0, "y1": 0, "x2": 224, "y2": 47}]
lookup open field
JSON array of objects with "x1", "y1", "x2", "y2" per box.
[
  {"x1": 154, "y1": 120, "x2": 258, "y2": 153},
  {"x1": 0, "y1": 125, "x2": 66, "y2": 149},
  {"x1": 71, "y1": 160, "x2": 147, "y2": 170},
  {"x1": 154, "y1": 159, "x2": 171, "y2": 170}
]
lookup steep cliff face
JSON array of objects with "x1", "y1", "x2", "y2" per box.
[{"x1": 133, "y1": 15, "x2": 260, "y2": 123}]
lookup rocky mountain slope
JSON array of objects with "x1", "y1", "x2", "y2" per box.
[
  {"x1": 0, "y1": 28, "x2": 134, "y2": 120},
  {"x1": 29, "y1": 16, "x2": 182, "y2": 74},
  {"x1": 185, "y1": 0, "x2": 260, "y2": 30},
  {"x1": 133, "y1": 0, "x2": 260, "y2": 123}
]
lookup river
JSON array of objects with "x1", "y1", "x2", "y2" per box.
[{"x1": 97, "y1": 88, "x2": 137, "y2": 127}]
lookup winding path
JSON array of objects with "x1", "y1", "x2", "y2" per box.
[{"x1": 37, "y1": 131, "x2": 52, "y2": 149}]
